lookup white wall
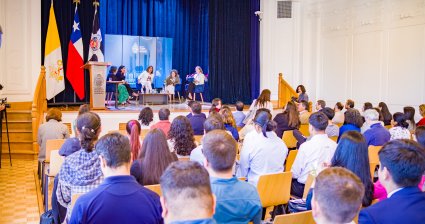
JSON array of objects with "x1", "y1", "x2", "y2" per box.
[
  {"x1": 0, "y1": 0, "x2": 41, "y2": 102},
  {"x1": 260, "y1": 0, "x2": 425, "y2": 120}
]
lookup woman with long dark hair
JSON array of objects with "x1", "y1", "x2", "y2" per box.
[
  {"x1": 389, "y1": 112, "x2": 411, "y2": 140},
  {"x1": 273, "y1": 101, "x2": 300, "y2": 138},
  {"x1": 130, "y1": 129, "x2": 178, "y2": 185},
  {"x1": 137, "y1": 65, "x2": 154, "y2": 93},
  {"x1": 116, "y1": 65, "x2": 138, "y2": 98},
  {"x1": 295, "y1": 85, "x2": 309, "y2": 103},
  {"x1": 168, "y1": 116, "x2": 197, "y2": 157},
  {"x1": 378, "y1": 102, "x2": 392, "y2": 126},
  {"x1": 220, "y1": 106, "x2": 239, "y2": 141},
  {"x1": 138, "y1": 107, "x2": 154, "y2": 128},
  {"x1": 404, "y1": 106, "x2": 416, "y2": 132},
  {"x1": 243, "y1": 89, "x2": 274, "y2": 125},
  {"x1": 126, "y1": 120, "x2": 142, "y2": 161}
]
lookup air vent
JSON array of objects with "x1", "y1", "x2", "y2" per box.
[{"x1": 277, "y1": 1, "x2": 292, "y2": 18}]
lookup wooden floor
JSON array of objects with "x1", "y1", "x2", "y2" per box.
[{"x1": 0, "y1": 159, "x2": 40, "y2": 224}]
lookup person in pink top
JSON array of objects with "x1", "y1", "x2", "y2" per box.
[{"x1": 150, "y1": 108, "x2": 171, "y2": 136}]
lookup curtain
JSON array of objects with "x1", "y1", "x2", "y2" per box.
[{"x1": 208, "y1": 0, "x2": 260, "y2": 104}]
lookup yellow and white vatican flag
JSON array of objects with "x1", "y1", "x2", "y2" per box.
[{"x1": 45, "y1": 1, "x2": 64, "y2": 100}]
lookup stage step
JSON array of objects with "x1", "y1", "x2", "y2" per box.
[
  {"x1": 1, "y1": 120, "x2": 32, "y2": 131},
  {"x1": 3, "y1": 110, "x2": 32, "y2": 121},
  {"x1": 1, "y1": 130, "x2": 32, "y2": 142}
]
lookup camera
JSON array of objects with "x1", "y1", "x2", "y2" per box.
[{"x1": 1, "y1": 97, "x2": 10, "y2": 108}]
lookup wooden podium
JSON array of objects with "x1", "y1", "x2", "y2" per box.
[{"x1": 83, "y1": 62, "x2": 111, "y2": 109}]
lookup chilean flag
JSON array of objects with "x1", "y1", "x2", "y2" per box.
[{"x1": 66, "y1": 5, "x2": 85, "y2": 100}]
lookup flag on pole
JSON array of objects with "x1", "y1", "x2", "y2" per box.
[
  {"x1": 66, "y1": 5, "x2": 85, "y2": 100},
  {"x1": 45, "y1": 2, "x2": 65, "y2": 100},
  {"x1": 88, "y1": 3, "x2": 104, "y2": 62}
]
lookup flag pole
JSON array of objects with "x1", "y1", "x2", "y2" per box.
[
  {"x1": 73, "y1": 0, "x2": 80, "y2": 4},
  {"x1": 93, "y1": 0, "x2": 99, "y2": 8}
]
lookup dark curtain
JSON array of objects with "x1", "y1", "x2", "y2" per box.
[
  {"x1": 208, "y1": 0, "x2": 260, "y2": 104},
  {"x1": 41, "y1": 0, "x2": 95, "y2": 104},
  {"x1": 100, "y1": 0, "x2": 209, "y2": 93}
]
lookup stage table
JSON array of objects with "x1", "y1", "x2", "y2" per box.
[
  {"x1": 139, "y1": 93, "x2": 170, "y2": 105},
  {"x1": 106, "y1": 81, "x2": 123, "y2": 109}
]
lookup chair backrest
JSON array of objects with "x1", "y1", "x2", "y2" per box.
[
  {"x1": 140, "y1": 129, "x2": 150, "y2": 138},
  {"x1": 178, "y1": 157, "x2": 190, "y2": 162},
  {"x1": 64, "y1": 122, "x2": 72, "y2": 135},
  {"x1": 273, "y1": 211, "x2": 315, "y2": 224},
  {"x1": 45, "y1": 139, "x2": 66, "y2": 163},
  {"x1": 282, "y1": 131, "x2": 297, "y2": 149},
  {"x1": 145, "y1": 184, "x2": 162, "y2": 196},
  {"x1": 329, "y1": 136, "x2": 338, "y2": 142},
  {"x1": 336, "y1": 123, "x2": 343, "y2": 128},
  {"x1": 302, "y1": 173, "x2": 315, "y2": 199},
  {"x1": 70, "y1": 193, "x2": 83, "y2": 210},
  {"x1": 238, "y1": 177, "x2": 247, "y2": 181},
  {"x1": 370, "y1": 162, "x2": 379, "y2": 179},
  {"x1": 384, "y1": 125, "x2": 392, "y2": 129},
  {"x1": 368, "y1": 145, "x2": 382, "y2": 164},
  {"x1": 285, "y1": 150, "x2": 298, "y2": 172},
  {"x1": 257, "y1": 172, "x2": 292, "y2": 207},
  {"x1": 48, "y1": 150, "x2": 64, "y2": 177},
  {"x1": 194, "y1": 135, "x2": 203, "y2": 145},
  {"x1": 299, "y1": 124, "x2": 310, "y2": 137},
  {"x1": 119, "y1": 123, "x2": 127, "y2": 131}
]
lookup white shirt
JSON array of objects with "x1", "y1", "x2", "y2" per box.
[
  {"x1": 194, "y1": 73, "x2": 205, "y2": 85},
  {"x1": 291, "y1": 134, "x2": 337, "y2": 184},
  {"x1": 387, "y1": 187, "x2": 404, "y2": 198},
  {"x1": 332, "y1": 111, "x2": 345, "y2": 124},
  {"x1": 237, "y1": 131, "x2": 288, "y2": 186},
  {"x1": 138, "y1": 71, "x2": 153, "y2": 83},
  {"x1": 389, "y1": 126, "x2": 411, "y2": 140},
  {"x1": 248, "y1": 99, "x2": 274, "y2": 114}
]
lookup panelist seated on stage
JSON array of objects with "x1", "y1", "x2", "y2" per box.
[
  {"x1": 137, "y1": 66, "x2": 154, "y2": 93},
  {"x1": 165, "y1": 69, "x2": 180, "y2": 99},
  {"x1": 186, "y1": 66, "x2": 205, "y2": 100}
]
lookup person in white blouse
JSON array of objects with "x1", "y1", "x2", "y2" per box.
[
  {"x1": 243, "y1": 89, "x2": 274, "y2": 125},
  {"x1": 137, "y1": 66, "x2": 154, "y2": 93},
  {"x1": 389, "y1": 112, "x2": 411, "y2": 140},
  {"x1": 291, "y1": 112, "x2": 337, "y2": 198},
  {"x1": 237, "y1": 111, "x2": 288, "y2": 186},
  {"x1": 186, "y1": 66, "x2": 205, "y2": 100},
  {"x1": 332, "y1": 102, "x2": 345, "y2": 124}
]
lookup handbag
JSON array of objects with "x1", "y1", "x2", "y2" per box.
[{"x1": 39, "y1": 210, "x2": 55, "y2": 224}]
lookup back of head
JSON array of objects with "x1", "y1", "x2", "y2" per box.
[
  {"x1": 419, "y1": 104, "x2": 425, "y2": 116},
  {"x1": 78, "y1": 104, "x2": 90, "y2": 116},
  {"x1": 109, "y1": 66, "x2": 117, "y2": 74},
  {"x1": 46, "y1": 108, "x2": 62, "y2": 122},
  {"x1": 344, "y1": 109, "x2": 363, "y2": 128},
  {"x1": 403, "y1": 106, "x2": 416, "y2": 123},
  {"x1": 379, "y1": 102, "x2": 392, "y2": 121},
  {"x1": 364, "y1": 109, "x2": 379, "y2": 122},
  {"x1": 204, "y1": 114, "x2": 225, "y2": 133},
  {"x1": 235, "y1": 101, "x2": 244, "y2": 111},
  {"x1": 416, "y1": 126, "x2": 425, "y2": 148},
  {"x1": 379, "y1": 139, "x2": 425, "y2": 187},
  {"x1": 168, "y1": 116, "x2": 196, "y2": 156},
  {"x1": 255, "y1": 108, "x2": 270, "y2": 118},
  {"x1": 96, "y1": 132, "x2": 131, "y2": 169},
  {"x1": 220, "y1": 107, "x2": 236, "y2": 127},
  {"x1": 309, "y1": 112, "x2": 328, "y2": 131},
  {"x1": 202, "y1": 130, "x2": 237, "y2": 172},
  {"x1": 140, "y1": 128, "x2": 176, "y2": 185},
  {"x1": 363, "y1": 102, "x2": 373, "y2": 111},
  {"x1": 335, "y1": 102, "x2": 343, "y2": 111},
  {"x1": 159, "y1": 108, "x2": 170, "y2": 121},
  {"x1": 300, "y1": 100, "x2": 309, "y2": 112},
  {"x1": 393, "y1": 112, "x2": 408, "y2": 129},
  {"x1": 285, "y1": 101, "x2": 300, "y2": 128},
  {"x1": 138, "y1": 107, "x2": 154, "y2": 126},
  {"x1": 253, "y1": 111, "x2": 271, "y2": 137},
  {"x1": 321, "y1": 107, "x2": 335, "y2": 120},
  {"x1": 160, "y1": 161, "x2": 213, "y2": 219},
  {"x1": 346, "y1": 99, "x2": 355, "y2": 109},
  {"x1": 317, "y1": 100, "x2": 326, "y2": 109},
  {"x1": 77, "y1": 112, "x2": 101, "y2": 152},
  {"x1": 313, "y1": 167, "x2": 364, "y2": 224},
  {"x1": 256, "y1": 89, "x2": 271, "y2": 106},
  {"x1": 126, "y1": 120, "x2": 141, "y2": 161},
  {"x1": 191, "y1": 101, "x2": 202, "y2": 114}
]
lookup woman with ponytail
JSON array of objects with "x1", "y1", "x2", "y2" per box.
[
  {"x1": 126, "y1": 120, "x2": 142, "y2": 161},
  {"x1": 389, "y1": 112, "x2": 411, "y2": 140},
  {"x1": 57, "y1": 112, "x2": 103, "y2": 222},
  {"x1": 237, "y1": 111, "x2": 288, "y2": 186}
]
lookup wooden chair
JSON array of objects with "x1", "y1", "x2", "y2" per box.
[
  {"x1": 194, "y1": 135, "x2": 203, "y2": 145},
  {"x1": 285, "y1": 150, "x2": 298, "y2": 172},
  {"x1": 141, "y1": 129, "x2": 150, "y2": 138},
  {"x1": 282, "y1": 131, "x2": 297, "y2": 149},
  {"x1": 302, "y1": 173, "x2": 315, "y2": 199},
  {"x1": 370, "y1": 162, "x2": 379, "y2": 179},
  {"x1": 273, "y1": 210, "x2": 315, "y2": 224},
  {"x1": 336, "y1": 123, "x2": 343, "y2": 128},
  {"x1": 64, "y1": 122, "x2": 72, "y2": 135},
  {"x1": 257, "y1": 172, "x2": 292, "y2": 213},
  {"x1": 119, "y1": 123, "x2": 127, "y2": 130},
  {"x1": 238, "y1": 177, "x2": 247, "y2": 181},
  {"x1": 43, "y1": 149, "x2": 65, "y2": 212},
  {"x1": 384, "y1": 125, "x2": 392, "y2": 129},
  {"x1": 299, "y1": 124, "x2": 310, "y2": 137},
  {"x1": 145, "y1": 184, "x2": 162, "y2": 196},
  {"x1": 330, "y1": 136, "x2": 338, "y2": 142},
  {"x1": 237, "y1": 126, "x2": 243, "y2": 132},
  {"x1": 178, "y1": 157, "x2": 190, "y2": 162},
  {"x1": 70, "y1": 193, "x2": 83, "y2": 213},
  {"x1": 368, "y1": 145, "x2": 382, "y2": 164}
]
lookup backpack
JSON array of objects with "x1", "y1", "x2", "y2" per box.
[{"x1": 40, "y1": 210, "x2": 55, "y2": 224}]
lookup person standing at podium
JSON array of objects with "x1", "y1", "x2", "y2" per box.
[
  {"x1": 116, "y1": 65, "x2": 138, "y2": 99},
  {"x1": 138, "y1": 66, "x2": 154, "y2": 93},
  {"x1": 186, "y1": 66, "x2": 205, "y2": 100}
]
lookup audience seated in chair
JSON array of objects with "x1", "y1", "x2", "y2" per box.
[
  {"x1": 404, "y1": 106, "x2": 417, "y2": 132},
  {"x1": 312, "y1": 167, "x2": 365, "y2": 224},
  {"x1": 186, "y1": 100, "x2": 207, "y2": 119},
  {"x1": 291, "y1": 112, "x2": 337, "y2": 198},
  {"x1": 160, "y1": 161, "x2": 216, "y2": 223},
  {"x1": 190, "y1": 114, "x2": 226, "y2": 165},
  {"x1": 138, "y1": 107, "x2": 154, "y2": 128},
  {"x1": 69, "y1": 133, "x2": 163, "y2": 223},
  {"x1": 298, "y1": 100, "x2": 311, "y2": 125},
  {"x1": 220, "y1": 106, "x2": 239, "y2": 141},
  {"x1": 389, "y1": 112, "x2": 411, "y2": 140},
  {"x1": 322, "y1": 107, "x2": 339, "y2": 137},
  {"x1": 345, "y1": 99, "x2": 355, "y2": 110},
  {"x1": 359, "y1": 140, "x2": 425, "y2": 224},
  {"x1": 203, "y1": 130, "x2": 262, "y2": 224},
  {"x1": 131, "y1": 129, "x2": 178, "y2": 186},
  {"x1": 188, "y1": 101, "x2": 207, "y2": 135},
  {"x1": 237, "y1": 111, "x2": 288, "y2": 186},
  {"x1": 150, "y1": 108, "x2": 172, "y2": 136},
  {"x1": 338, "y1": 109, "x2": 363, "y2": 142},
  {"x1": 315, "y1": 100, "x2": 326, "y2": 112},
  {"x1": 274, "y1": 101, "x2": 300, "y2": 139},
  {"x1": 417, "y1": 104, "x2": 425, "y2": 127},
  {"x1": 238, "y1": 108, "x2": 271, "y2": 141},
  {"x1": 233, "y1": 101, "x2": 246, "y2": 128},
  {"x1": 125, "y1": 120, "x2": 141, "y2": 161},
  {"x1": 378, "y1": 102, "x2": 393, "y2": 126},
  {"x1": 209, "y1": 98, "x2": 222, "y2": 113},
  {"x1": 332, "y1": 102, "x2": 345, "y2": 124},
  {"x1": 56, "y1": 112, "x2": 103, "y2": 222},
  {"x1": 168, "y1": 116, "x2": 197, "y2": 158},
  {"x1": 363, "y1": 109, "x2": 390, "y2": 146}
]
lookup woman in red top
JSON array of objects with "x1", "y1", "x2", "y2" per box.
[{"x1": 417, "y1": 104, "x2": 425, "y2": 127}]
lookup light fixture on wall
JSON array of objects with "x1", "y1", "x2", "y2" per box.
[{"x1": 255, "y1": 11, "x2": 263, "y2": 22}]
